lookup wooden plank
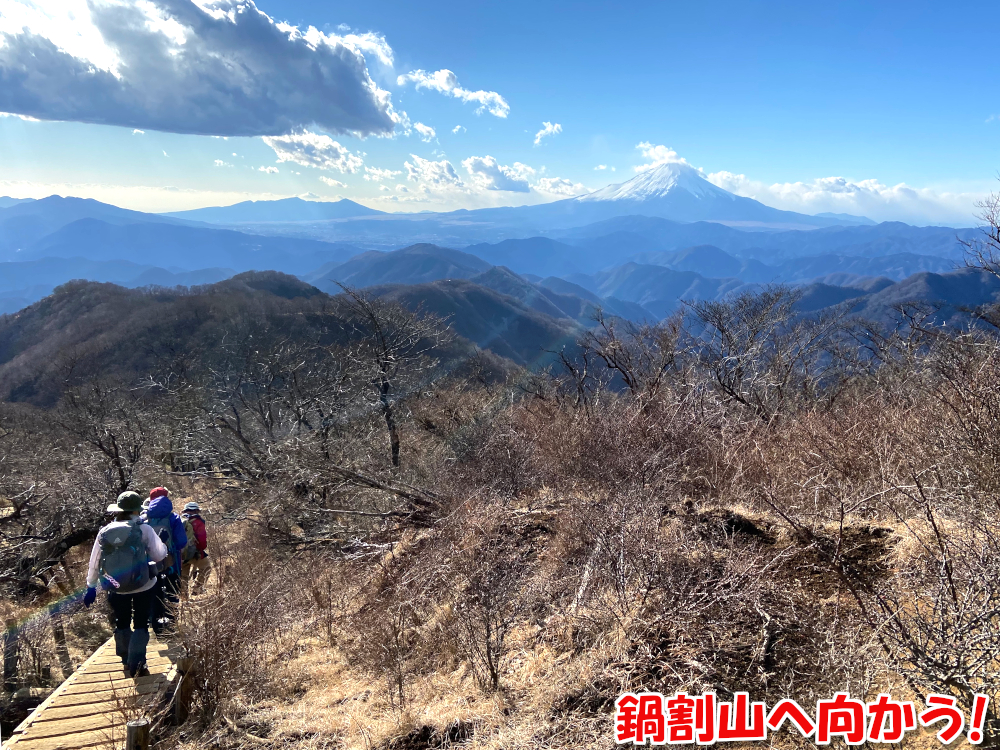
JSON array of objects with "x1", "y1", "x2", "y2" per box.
[
  {"x1": 2, "y1": 634, "x2": 181, "y2": 750},
  {"x1": 4, "y1": 727, "x2": 122, "y2": 750},
  {"x1": 9, "y1": 713, "x2": 128, "y2": 740},
  {"x1": 6, "y1": 641, "x2": 115, "y2": 738},
  {"x1": 88, "y1": 657, "x2": 171, "y2": 669},
  {"x1": 72, "y1": 666, "x2": 172, "y2": 686},
  {"x1": 64, "y1": 675, "x2": 172, "y2": 697},
  {"x1": 21, "y1": 702, "x2": 123, "y2": 724},
  {"x1": 37, "y1": 681, "x2": 169, "y2": 707}
]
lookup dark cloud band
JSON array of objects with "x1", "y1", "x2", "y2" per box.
[{"x1": 0, "y1": 0, "x2": 397, "y2": 137}]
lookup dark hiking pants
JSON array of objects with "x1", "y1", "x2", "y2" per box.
[
  {"x1": 152, "y1": 571, "x2": 181, "y2": 634},
  {"x1": 108, "y1": 587, "x2": 154, "y2": 672}
]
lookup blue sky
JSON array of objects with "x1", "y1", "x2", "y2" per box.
[{"x1": 0, "y1": 0, "x2": 998, "y2": 223}]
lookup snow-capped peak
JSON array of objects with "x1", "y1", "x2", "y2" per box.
[{"x1": 577, "y1": 160, "x2": 735, "y2": 203}]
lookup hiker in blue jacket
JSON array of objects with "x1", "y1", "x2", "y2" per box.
[{"x1": 142, "y1": 487, "x2": 188, "y2": 634}]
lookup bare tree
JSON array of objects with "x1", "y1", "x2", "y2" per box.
[
  {"x1": 574, "y1": 309, "x2": 685, "y2": 404},
  {"x1": 688, "y1": 286, "x2": 844, "y2": 420},
  {"x1": 55, "y1": 376, "x2": 155, "y2": 494},
  {"x1": 338, "y1": 285, "x2": 453, "y2": 467},
  {"x1": 186, "y1": 317, "x2": 353, "y2": 480},
  {"x1": 962, "y1": 187, "x2": 1000, "y2": 280}
]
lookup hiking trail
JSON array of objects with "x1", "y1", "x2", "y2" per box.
[{"x1": 2, "y1": 635, "x2": 182, "y2": 750}]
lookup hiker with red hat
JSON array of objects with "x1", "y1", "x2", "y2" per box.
[{"x1": 141, "y1": 486, "x2": 188, "y2": 634}]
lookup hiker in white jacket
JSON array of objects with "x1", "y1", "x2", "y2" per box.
[{"x1": 84, "y1": 490, "x2": 167, "y2": 677}]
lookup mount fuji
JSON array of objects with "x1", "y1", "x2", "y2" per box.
[
  {"x1": 578, "y1": 160, "x2": 737, "y2": 204},
  {"x1": 444, "y1": 161, "x2": 871, "y2": 231}
]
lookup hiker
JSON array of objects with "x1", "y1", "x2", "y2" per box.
[
  {"x1": 180, "y1": 502, "x2": 211, "y2": 596},
  {"x1": 142, "y1": 487, "x2": 188, "y2": 634},
  {"x1": 84, "y1": 491, "x2": 167, "y2": 677}
]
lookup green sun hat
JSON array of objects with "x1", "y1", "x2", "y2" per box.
[{"x1": 109, "y1": 490, "x2": 143, "y2": 513}]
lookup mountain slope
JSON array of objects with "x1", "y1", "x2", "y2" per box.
[
  {"x1": 0, "y1": 257, "x2": 236, "y2": 315},
  {"x1": 470, "y1": 266, "x2": 650, "y2": 323},
  {"x1": 582, "y1": 263, "x2": 752, "y2": 318},
  {"x1": 846, "y1": 267, "x2": 1000, "y2": 320},
  {"x1": 463, "y1": 237, "x2": 589, "y2": 276},
  {"x1": 309, "y1": 244, "x2": 491, "y2": 292},
  {"x1": 0, "y1": 273, "x2": 509, "y2": 405},
  {"x1": 0, "y1": 197, "x2": 32, "y2": 209},
  {"x1": 368, "y1": 279, "x2": 583, "y2": 368}
]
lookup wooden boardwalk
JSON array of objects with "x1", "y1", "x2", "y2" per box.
[{"x1": 3, "y1": 635, "x2": 182, "y2": 750}]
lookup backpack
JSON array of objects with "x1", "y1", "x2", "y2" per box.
[
  {"x1": 146, "y1": 516, "x2": 179, "y2": 575},
  {"x1": 98, "y1": 521, "x2": 150, "y2": 593},
  {"x1": 180, "y1": 517, "x2": 198, "y2": 562}
]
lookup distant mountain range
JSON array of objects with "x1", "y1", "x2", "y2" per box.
[
  {"x1": 159, "y1": 165, "x2": 873, "y2": 232},
  {"x1": 0, "y1": 188, "x2": 988, "y2": 349},
  {"x1": 301, "y1": 241, "x2": 996, "y2": 327},
  {"x1": 0, "y1": 197, "x2": 32, "y2": 209},
  {"x1": 552, "y1": 215, "x2": 976, "y2": 263},
  {"x1": 3, "y1": 259, "x2": 996, "y2": 400},
  {"x1": 164, "y1": 197, "x2": 384, "y2": 223}
]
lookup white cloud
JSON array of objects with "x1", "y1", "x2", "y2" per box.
[
  {"x1": 533, "y1": 121, "x2": 562, "y2": 145},
  {"x1": 413, "y1": 122, "x2": 436, "y2": 142},
  {"x1": 378, "y1": 193, "x2": 426, "y2": 203},
  {"x1": 262, "y1": 131, "x2": 363, "y2": 173},
  {"x1": 705, "y1": 170, "x2": 982, "y2": 225},
  {"x1": 462, "y1": 155, "x2": 533, "y2": 192},
  {"x1": 0, "y1": 111, "x2": 39, "y2": 121},
  {"x1": 214, "y1": 159, "x2": 232, "y2": 167},
  {"x1": 634, "y1": 142, "x2": 690, "y2": 172},
  {"x1": 132, "y1": 129, "x2": 144, "y2": 135},
  {"x1": 535, "y1": 177, "x2": 588, "y2": 197},
  {"x1": 594, "y1": 164, "x2": 615, "y2": 172},
  {"x1": 0, "y1": 0, "x2": 399, "y2": 137},
  {"x1": 379, "y1": 184, "x2": 391, "y2": 192},
  {"x1": 162, "y1": 150, "x2": 168, "y2": 157},
  {"x1": 258, "y1": 166, "x2": 278, "y2": 174},
  {"x1": 396, "y1": 184, "x2": 409, "y2": 193},
  {"x1": 404, "y1": 154, "x2": 464, "y2": 187},
  {"x1": 397, "y1": 69, "x2": 509, "y2": 118},
  {"x1": 364, "y1": 166, "x2": 402, "y2": 182},
  {"x1": 319, "y1": 176, "x2": 346, "y2": 187},
  {"x1": 452, "y1": 125, "x2": 466, "y2": 134}
]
